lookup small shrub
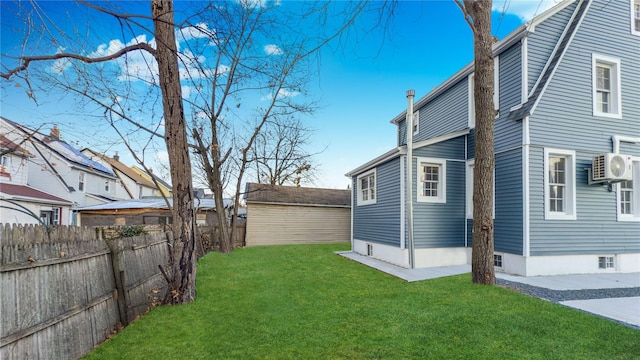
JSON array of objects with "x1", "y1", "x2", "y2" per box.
[{"x1": 118, "y1": 225, "x2": 148, "y2": 238}]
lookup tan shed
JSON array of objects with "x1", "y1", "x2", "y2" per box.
[{"x1": 244, "y1": 183, "x2": 351, "y2": 246}]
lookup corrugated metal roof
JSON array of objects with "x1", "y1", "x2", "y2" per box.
[
  {"x1": 244, "y1": 183, "x2": 350, "y2": 207},
  {"x1": 74, "y1": 197, "x2": 232, "y2": 211}
]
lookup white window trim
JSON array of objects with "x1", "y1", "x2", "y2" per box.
[
  {"x1": 544, "y1": 148, "x2": 576, "y2": 220},
  {"x1": 417, "y1": 157, "x2": 446, "y2": 203},
  {"x1": 617, "y1": 158, "x2": 640, "y2": 222},
  {"x1": 466, "y1": 160, "x2": 495, "y2": 219},
  {"x1": 413, "y1": 110, "x2": 420, "y2": 136},
  {"x1": 468, "y1": 73, "x2": 475, "y2": 128},
  {"x1": 357, "y1": 169, "x2": 377, "y2": 206},
  {"x1": 592, "y1": 54, "x2": 622, "y2": 119},
  {"x1": 494, "y1": 56, "x2": 500, "y2": 111},
  {"x1": 631, "y1": 0, "x2": 640, "y2": 36}
]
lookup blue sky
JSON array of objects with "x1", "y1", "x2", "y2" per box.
[{"x1": 0, "y1": 0, "x2": 559, "y2": 192}]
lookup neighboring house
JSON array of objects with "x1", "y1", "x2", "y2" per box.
[
  {"x1": 0, "y1": 118, "x2": 119, "y2": 223},
  {"x1": 75, "y1": 197, "x2": 232, "y2": 227},
  {"x1": 0, "y1": 134, "x2": 73, "y2": 225},
  {"x1": 81, "y1": 149, "x2": 159, "y2": 200},
  {"x1": 244, "y1": 183, "x2": 351, "y2": 246},
  {"x1": 347, "y1": 0, "x2": 640, "y2": 276},
  {"x1": 130, "y1": 166, "x2": 172, "y2": 198}
]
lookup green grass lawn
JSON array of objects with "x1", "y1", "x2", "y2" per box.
[{"x1": 85, "y1": 243, "x2": 640, "y2": 359}]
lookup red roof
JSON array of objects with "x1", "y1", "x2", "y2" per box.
[
  {"x1": 0, "y1": 134, "x2": 30, "y2": 156},
  {"x1": 0, "y1": 183, "x2": 72, "y2": 204}
]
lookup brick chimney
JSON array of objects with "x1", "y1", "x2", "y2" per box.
[
  {"x1": 113, "y1": 151, "x2": 120, "y2": 161},
  {"x1": 50, "y1": 125, "x2": 60, "y2": 139}
]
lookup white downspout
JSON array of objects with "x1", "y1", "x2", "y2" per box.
[
  {"x1": 406, "y1": 90, "x2": 415, "y2": 269},
  {"x1": 612, "y1": 135, "x2": 640, "y2": 154}
]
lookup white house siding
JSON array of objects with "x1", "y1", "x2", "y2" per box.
[
  {"x1": 0, "y1": 201, "x2": 71, "y2": 226},
  {"x1": 246, "y1": 203, "x2": 351, "y2": 246}
]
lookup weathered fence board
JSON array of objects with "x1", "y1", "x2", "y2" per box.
[
  {"x1": 0, "y1": 224, "x2": 174, "y2": 360},
  {"x1": 106, "y1": 231, "x2": 171, "y2": 324}
]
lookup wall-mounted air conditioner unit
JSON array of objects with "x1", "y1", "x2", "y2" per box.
[{"x1": 592, "y1": 153, "x2": 632, "y2": 182}]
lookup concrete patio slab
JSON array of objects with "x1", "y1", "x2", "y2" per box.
[
  {"x1": 497, "y1": 272, "x2": 640, "y2": 290},
  {"x1": 337, "y1": 251, "x2": 470, "y2": 282},
  {"x1": 561, "y1": 297, "x2": 640, "y2": 327}
]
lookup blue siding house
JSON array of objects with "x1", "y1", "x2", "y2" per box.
[{"x1": 346, "y1": 0, "x2": 640, "y2": 276}]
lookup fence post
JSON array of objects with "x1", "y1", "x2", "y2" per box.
[{"x1": 105, "y1": 239, "x2": 128, "y2": 326}]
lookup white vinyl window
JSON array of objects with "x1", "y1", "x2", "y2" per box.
[
  {"x1": 357, "y1": 169, "x2": 376, "y2": 206},
  {"x1": 78, "y1": 173, "x2": 85, "y2": 192},
  {"x1": 617, "y1": 160, "x2": 640, "y2": 221},
  {"x1": 592, "y1": 54, "x2": 621, "y2": 118},
  {"x1": 598, "y1": 256, "x2": 615, "y2": 269},
  {"x1": 105, "y1": 180, "x2": 110, "y2": 192},
  {"x1": 53, "y1": 207, "x2": 60, "y2": 225},
  {"x1": 413, "y1": 110, "x2": 420, "y2": 136},
  {"x1": 544, "y1": 148, "x2": 576, "y2": 220},
  {"x1": 417, "y1": 157, "x2": 446, "y2": 203},
  {"x1": 632, "y1": 0, "x2": 640, "y2": 35}
]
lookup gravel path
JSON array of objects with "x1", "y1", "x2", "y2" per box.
[{"x1": 497, "y1": 278, "x2": 640, "y2": 330}]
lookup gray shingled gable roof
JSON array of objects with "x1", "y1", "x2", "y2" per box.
[{"x1": 244, "y1": 183, "x2": 350, "y2": 208}]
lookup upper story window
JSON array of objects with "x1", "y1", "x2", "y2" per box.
[
  {"x1": 618, "y1": 159, "x2": 640, "y2": 221},
  {"x1": 544, "y1": 148, "x2": 576, "y2": 220},
  {"x1": 412, "y1": 110, "x2": 420, "y2": 136},
  {"x1": 357, "y1": 169, "x2": 376, "y2": 206},
  {"x1": 78, "y1": 173, "x2": 85, "y2": 192},
  {"x1": 105, "y1": 180, "x2": 110, "y2": 192},
  {"x1": 592, "y1": 54, "x2": 621, "y2": 118},
  {"x1": 632, "y1": 0, "x2": 640, "y2": 35},
  {"x1": 417, "y1": 157, "x2": 446, "y2": 203}
]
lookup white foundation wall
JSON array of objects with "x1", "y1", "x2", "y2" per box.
[
  {"x1": 497, "y1": 253, "x2": 640, "y2": 276},
  {"x1": 353, "y1": 239, "x2": 409, "y2": 268},
  {"x1": 414, "y1": 247, "x2": 471, "y2": 268}
]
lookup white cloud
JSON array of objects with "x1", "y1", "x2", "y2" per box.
[
  {"x1": 264, "y1": 44, "x2": 282, "y2": 55},
  {"x1": 155, "y1": 150, "x2": 169, "y2": 163},
  {"x1": 177, "y1": 23, "x2": 213, "y2": 42},
  {"x1": 260, "y1": 88, "x2": 300, "y2": 101},
  {"x1": 493, "y1": 0, "x2": 560, "y2": 21},
  {"x1": 182, "y1": 86, "x2": 192, "y2": 98},
  {"x1": 49, "y1": 47, "x2": 72, "y2": 75}
]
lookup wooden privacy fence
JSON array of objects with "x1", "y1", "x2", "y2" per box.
[
  {"x1": 199, "y1": 223, "x2": 246, "y2": 253},
  {"x1": 0, "y1": 224, "x2": 171, "y2": 360}
]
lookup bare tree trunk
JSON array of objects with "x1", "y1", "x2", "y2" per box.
[
  {"x1": 458, "y1": 0, "x2": 496, "y2": 285},
  {"x1": 152, "y1": 0, "x2": 197, "y2": 302}
]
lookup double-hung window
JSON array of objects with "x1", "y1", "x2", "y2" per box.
[
  {"x1": 592, "y1": 54, "x2": 621, "y2": 118},
  {"x1": 412, "y1": 111, "x2": 420, "y2": 136},
  {"x1": 544, "y1": 148, "x2": 576, "y2": 220},
  {"x1": 78, "y1": 173, "x2": 85, "y2": 192},
  {"x1": 618, "y1": 159, "x2": 640, "y2": 221},
  {"x1": 417, "y1": 157, "x2": 446, "y2": 203},
  {"x1": 357, "y1": 169, "x2": 376, "y2": 206}
]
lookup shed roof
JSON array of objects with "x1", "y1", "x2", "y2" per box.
[
  {"x1": 245, "y1": 183, "x2": 350, "y2": 208},
  {"x1": 74, "y1": 197, "x2": 232, "y2": 211}
]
